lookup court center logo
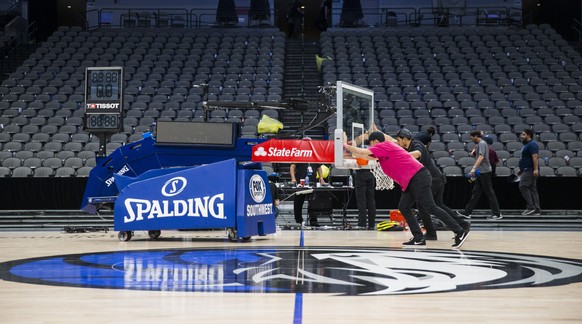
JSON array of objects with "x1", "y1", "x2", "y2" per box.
[
  {"x1": 1, "y1": 248, "x2": 582, "y2": 295},
  {"x1": 249, "y1": 174, "x2": 266, "y2": 203}
]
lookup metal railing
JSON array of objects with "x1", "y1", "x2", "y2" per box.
[
  {"x1": 86, "y1": 7, "x2": 279, "y2": 30},
  {"x1": 87, "y1": 8, "x2": 190, "y2": 30},
  {"x1": 193, "y1": 7, "x2": 278, "y2": 28},
  {"x1": 84, "y1": 6, "x2": 524, "y2": 30},
  {"x1": 329, "y1": 6, "x2": 521, "y2": 28}
]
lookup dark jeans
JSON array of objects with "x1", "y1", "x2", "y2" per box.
[
  {"x1": 464, "y1": 171, "x2": 501, "y2": 215},
  {"x1": 399, "y1": 168, "x2": 463, "y2": 240},
  {"x1": 294, "y1": 193, "x2": 307, "y2": 223},
  {"x1": 519, "y1": 171, "x2": 540, "y2": 210},
  {"x1": 417, "y1": 175, "x2": 469, "y2": 233},
  {"x1": 354, "y1": 170, "x2": 376, "y2": 229}
]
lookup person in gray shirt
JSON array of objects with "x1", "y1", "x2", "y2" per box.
[{"x1": 457, "y1": 130, "x2": 502, "y2": 220}]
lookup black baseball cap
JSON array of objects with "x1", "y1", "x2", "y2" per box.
[
  {"x1": 396, "y1": 128, "x2": 412, "y2": 139},
  {"x1": 414, "y1": 132, "x2": 431, "y2": 145},
  {"x1": 364, "y1": 131, "x2": 385, "y2": 145}
]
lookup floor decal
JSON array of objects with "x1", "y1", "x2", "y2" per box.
[{"x1": 1, "y1": 247, "x2": 582, "y2": 296}]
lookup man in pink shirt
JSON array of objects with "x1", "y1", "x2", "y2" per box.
[{"x1": 344, "y1": 131, "x2": 470, "y2": 248}]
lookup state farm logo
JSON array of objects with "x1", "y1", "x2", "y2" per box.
[
  {"x1": 254, "y1": 146, "x2": 313, "y2": 158},
  {"x1": 254, "y1": 147, "x2": 268, "y2": 157},
  {"x1": 249, "y1": 174, "x2": 266, "y2": 203},
  {"x1": 161, "y1": 177, "x2": 187, "y2": 197}
]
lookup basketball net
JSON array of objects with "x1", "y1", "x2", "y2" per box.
[{"x1": 369, "y1": 160, "x2": 395, "y2": 190}]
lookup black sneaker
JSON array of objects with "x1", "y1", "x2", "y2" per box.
[
  {"x1": 531, "y1": 209, "x2": 541, "y2": 215},
  {"x1": 452, "y1": 231, "x2": 470, "y2": 249},
  {"x1": 522, "y1": 209, "x2": 535, "y2": 215},
  {"x1": 487, "y1": 214, "x2": 503, "y2": 220},
  {"x1": 424, "y1": 232, "x2": 438, "y2": 241},
  {"x1": 456, "y1": 210, "x2": 471, "y2": 219},
  {"x1": 403, "y1": 236, "x2": 426, "y2": 247}
]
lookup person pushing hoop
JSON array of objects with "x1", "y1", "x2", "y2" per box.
[{"x1": 343, "y1": 131, "x2": 470, "y2": 249}]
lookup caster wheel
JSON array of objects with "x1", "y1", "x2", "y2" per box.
[
  {"x1": 241, "y1": 237, "x2": 251, "y2": 241},
  {"x1": 118, "y1": 231, "x2": 132, "y2": 242},
  {"x1": 227, "y1": 228, "x2": 238, "y2": 242},
  {"x1": 148, "y1": 230, "x2": 161, "y2": 239}
]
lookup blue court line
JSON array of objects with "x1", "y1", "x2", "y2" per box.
[
  {"x1": 293, "y1": 292, "x2": 303, "y2": 323},
  {"x1": 292, "y1": 229, "x2": 305, "y2": 324}
]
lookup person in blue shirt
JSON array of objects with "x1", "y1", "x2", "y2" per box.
[{"x1": 518, "y1": 128, "x2": 541, "y2": 215}]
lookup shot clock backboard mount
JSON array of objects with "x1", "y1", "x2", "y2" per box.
[{"x1": 84, "y1": 67, "x2": 124, "y2": 156}]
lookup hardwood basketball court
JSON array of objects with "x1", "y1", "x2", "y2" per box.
[{"x1": 1, "y1": 229, "x2": 581, "y2": 323}]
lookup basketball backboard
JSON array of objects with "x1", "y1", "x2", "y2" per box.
[{"x1": 333, "y1": 81, "x2": 375, "y2": 169}]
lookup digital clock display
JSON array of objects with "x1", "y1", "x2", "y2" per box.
[
  {"x1": 86, "y1": 114, "x2": 121, "y2": 130},
  {"x1": 84, "y1": 67, "x2": 123, "y2": 132},
  {"x1": 87, "y1": 70, "x2": 121, "y2": 100}
]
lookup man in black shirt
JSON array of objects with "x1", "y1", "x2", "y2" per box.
[
  {"x1": 269, "y1": 180, "x2": 280, "y2": 219},
  {"x1": 290, "y1": 162, "x2": 324, "y2": 226},
  {"x1": 396, "y1": 129, "x2": 470, "y2": 240},
  {"x1": 353, "y1": 167, "x2": 376, "y2": 230},
  {"x1": 413, "y1": 126, "x2": 436, "y2": 148}
]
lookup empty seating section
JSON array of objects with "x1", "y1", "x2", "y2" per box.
[
  {"x1": 0, "y1": 26, "x2": 285, "y2": 176},
  {"x1": 1, "y1": 24, "x2": 582, "y2": 177},
  {"x1": 320, "y1": 25, "x2": 582, "y2": 176}
]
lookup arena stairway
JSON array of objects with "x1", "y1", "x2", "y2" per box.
[{"x1": 279, "y1": 38, "x2": 325, "y2": 139}]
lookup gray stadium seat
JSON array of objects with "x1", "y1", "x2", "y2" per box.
[
  {"x1": 555, "y1": 166, "x2": 577, "y2": 176},
  {"x1": 2, "y1": 157, "x2": 21, "y2": 169},
  {"x1": 436, "y1": 157, "x2": 456, "y2": 167},
  {"x1": 43, "y1": 157, "x2": 63, "y2": 169},
  {"x1": 0, "y1": 167, "x2": 11, "y2": 177},
  {"x1": 442, "y1": 165, "x2": 463, "y2": 176},
  {"x1": 12, "y1": 166, "x2": 33, "y2": 177},
  {"x1": 55, "y1": 166, "x2": 76, "y2": 177},
  {"x1": 76, "y1": 166, "x2": 93, "y2": 177},
  {"x1": 547, "y1": 157, "x2": 567, "y2": 169},
  {"x1": 23, "y1": 157, "x2": 42, "y2": 169},
  {"x1": 539, "y1": 166, "x2": 555, "y2": 176},
  {"x1": 495, "y1": 166, "x2": 512, "y2": 176},
  {"x1": 33, "y1": 166, "x2": 55, "y2": 177}
]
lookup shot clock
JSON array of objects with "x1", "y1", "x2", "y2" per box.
[{"x1": 84, "y1": 67, "x2": 123, "y2": 132}]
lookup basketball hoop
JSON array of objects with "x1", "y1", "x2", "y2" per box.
[{"x1": 369, "y1": 160, "x2": 395, "y2": 190}]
